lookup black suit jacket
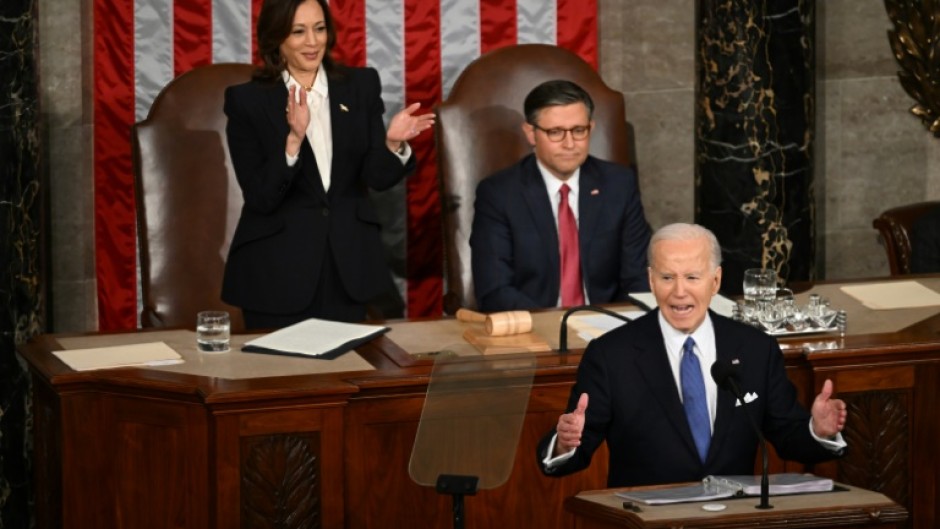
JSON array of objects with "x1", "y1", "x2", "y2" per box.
[
  {"x1": 470, "y1": 154, "x2": 651, "y2": 312},
  {"x1": 537, "y1": 310, "x2": 839, "y2": 487},
  {"x1": 221, "y1": 67, "x2": 414, "y2": 314}
]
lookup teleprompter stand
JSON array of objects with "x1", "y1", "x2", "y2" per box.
[
  {"x1": 435, "y1": 474, "x2": 478, "y2": 529},
  {"x1": 409, "y1": 350, "x2": 535, "y2": 529}
]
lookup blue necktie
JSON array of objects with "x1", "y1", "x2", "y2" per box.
[{"x1": 681, "y1": 337, "x2": 710, "y2": 463}]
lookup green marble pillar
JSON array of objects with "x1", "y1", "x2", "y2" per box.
[
  {"x1": 0, "y1": 0, "x2": 42, "y2": 526},
  {"x1": 695, "y1": 0, "x2": 816, "y2": 293}
]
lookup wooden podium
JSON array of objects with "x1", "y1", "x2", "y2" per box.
[{"x1": 565, "y1": 484, "x2": 908, "y2": 529}]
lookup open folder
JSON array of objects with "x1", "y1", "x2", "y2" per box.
[
  {"x1": 616, "y1": 473, "x2": 834, "y2": 505},
  {"x1": 242, "y1": 318, "x2": 389, "y2": 360}
]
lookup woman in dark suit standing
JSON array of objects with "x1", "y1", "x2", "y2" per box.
[{"x1": 222, "y1": 0, "x2": 434, "y2": 329}]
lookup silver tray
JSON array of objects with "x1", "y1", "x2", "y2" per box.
[{"x1": 766, "y1": 324, "x2": 839, "y2": 337}]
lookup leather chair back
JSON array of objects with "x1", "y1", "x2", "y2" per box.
[
  {"x1": 437, "y1": 44, "x2": 634, "y2": 313},
  {"x1": 133, "y1": 63, "x2": 253, "y2": 332},
  {"x1": 873, "y1": 201, "x2": 940, "y2": 275}
]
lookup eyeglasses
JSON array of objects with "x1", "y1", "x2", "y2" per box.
[{"x1": 532, "y1": 124, "x2": 592, "y2": 142}]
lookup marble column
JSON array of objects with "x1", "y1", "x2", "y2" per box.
[
  {"x1": 0, "y1": 0, "x2": 42, "y2": 526},
  {"x1": 695, "y1": 0, "x2": 816, "y2": 293}
]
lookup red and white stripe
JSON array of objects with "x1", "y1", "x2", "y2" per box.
[{"x1": 93, "y1": 0, "x2": 597, "y2": 330}]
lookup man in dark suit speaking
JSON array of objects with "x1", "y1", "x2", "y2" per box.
[
  {"x1": 470, "y1": 80, "x2": 652, "y2": 313},
  {"x1": 537, "y1": 223, "x2": 847, "y2": 487}
]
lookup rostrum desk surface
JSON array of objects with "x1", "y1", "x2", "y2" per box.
[
  {"x1": 18, "y1": 276, "x2": 940, "y2": 529},
  {"x1": 566, "y1": 483, "x2": 907, "y2": 529}
]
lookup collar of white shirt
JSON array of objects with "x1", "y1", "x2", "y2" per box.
[
  {"x1": 282, "y1": 67, "x2": 329, "y2": 102},
  {"x1": 536, "y1": 159, "x2": 580, "y2": 224},
  {"x1": 658, "y1": 311, "x2": 718, "y2": 426}
]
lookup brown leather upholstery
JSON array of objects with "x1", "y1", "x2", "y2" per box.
[
  {"x1": 133, "y1": 63, "x2": 253, "y2": 332},
  {"x1": 872, "y1": 201, "x2": 940, "y2": 275},
  {"x1": 437, "y1": 44, "x2": 634, "y2": 313}
]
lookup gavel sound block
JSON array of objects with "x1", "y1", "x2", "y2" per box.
[{"x1": 456, "y1": 309, "x2": 550, "y2": 353}]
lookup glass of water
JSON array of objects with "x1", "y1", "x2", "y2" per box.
[
  {"x1": 197, "y1": 311, "x2": 231, "y2": 353},
  {"x1": 742, "y1": 268, "x2": 777, "y2": 323}
]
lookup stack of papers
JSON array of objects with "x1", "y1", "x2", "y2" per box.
[
  {"x1": 616, "y1": 473, "x2": 834, "y2": 505},
  {"x1": 243, "y1": 318, "x2": 389, "y2": 359},
  {"x1": 53, "y1": 342, "x2": 183, "y2": 372}
]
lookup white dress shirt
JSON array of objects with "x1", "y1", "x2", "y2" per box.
[
  {"x1": 284, "y1": 68, "x2": 333, "y2": 190},
  {"x1": 283, "y1": 69, "x2": 411, "y2": 186}
]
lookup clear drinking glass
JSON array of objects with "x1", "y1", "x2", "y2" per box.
[
  {"x1": 788, "y1": 303, "x2": 809, "y2": 331},
  {"x1": 810, "y1": 305, "x2": 838, "y2": 329},
  {"x1": 196, "y1": 310, "x2": 231, "y2": 352},
  {"x1": 758, "y1": 302, "x2": 788, "y2": 332},
  {"x1": 743, "y1": 269, "x2": 777, "y2": 304},
  {"x1": 743, "y1": 268, "x2": 777, "y2": 324}
]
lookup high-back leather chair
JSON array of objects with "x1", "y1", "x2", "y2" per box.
[
  {"x1": 132, "y1": 63, "x2": 254, "y2": 332},
  {"x1": 872, "y1": 201, "x2": 940, "y2": 275},
  {"x1": 437, "y1": 44, "x2": 635, "y2": 313}
]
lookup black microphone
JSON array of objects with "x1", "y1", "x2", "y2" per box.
[
  {"x1": 710, "y1": 360, "x2": 773, "y2": 510},
  {"x1": 558, "y1": 305, "x2": 632, "y2": 353}
]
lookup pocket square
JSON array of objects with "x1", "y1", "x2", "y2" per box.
[{"x1": 735, "y1": 392, "x2": 759, "y2": 407}]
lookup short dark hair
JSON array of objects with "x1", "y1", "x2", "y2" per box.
[
  {"x1": 254, "y1": 0, "x2": 340, "y2": 83},
  {"x1": 523, "y1": 80, "x2": 595, "y2": 125}
]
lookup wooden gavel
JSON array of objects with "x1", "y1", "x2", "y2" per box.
[{"x1": 455, "y1": 308, "x2": 533, "y2": 336}]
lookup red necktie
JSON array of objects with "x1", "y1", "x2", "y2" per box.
[{"x1": 558, "y1": 184, "x2": 584, "y2": 306}]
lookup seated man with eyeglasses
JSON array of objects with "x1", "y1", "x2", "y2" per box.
[{"x1": 470, "y1": 79, "x2": 653, "y2": 312}]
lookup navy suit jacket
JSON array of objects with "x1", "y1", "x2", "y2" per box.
[
  {"x1": 470, "y1": 154, "x2": 651, "y2": 312},
  {"x1": 221, "y1": 67, "x2": 414, "y2": 314},
  {"x1": 537, "y1": 310, "x2": 840, "y2": 487}
]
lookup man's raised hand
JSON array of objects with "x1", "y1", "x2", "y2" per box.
[{"x1": 554, "y1": 393, "x2": 589, "y2": 456}]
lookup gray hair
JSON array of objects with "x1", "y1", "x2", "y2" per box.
[{"x1": 648, "y1": 223, "x2": 722, "y2": 271}]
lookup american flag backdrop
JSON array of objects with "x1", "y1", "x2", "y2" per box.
[{"x1": 93, "y1": 0, "x2": 598, "y2": 330}]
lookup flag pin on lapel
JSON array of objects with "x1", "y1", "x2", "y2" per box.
[
  {"x1": 339, "y1": 103, "x2": 349, "y2": 112},
  {"x1": 732, "y1": 358, "x2": 740, "y2": 365},
  {"x1": 590, "y1": 188, "x2": 599, "y2": 196}
]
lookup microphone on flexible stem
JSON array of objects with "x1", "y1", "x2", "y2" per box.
[
  {"x1": 710, "y1": 360, "x2": 773, "y2": 510},
  {"x1": 558, "y1": 305, "x2": 632, "y2": 353}
]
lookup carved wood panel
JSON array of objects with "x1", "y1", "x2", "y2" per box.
[
  {"x1": 240, "y1": 433, "x2": 322, "y2": 529},
  {"x1": 839, "y1": 390, "x2": 911, "y2": 528}
]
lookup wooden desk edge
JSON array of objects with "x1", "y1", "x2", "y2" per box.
[{"x1": 564, "y1": 484, "x2": 909, "y2": 529}]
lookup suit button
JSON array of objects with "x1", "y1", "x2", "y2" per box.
[{"x1": 322, "y1": 208, "x2": 329, "y2": 217}]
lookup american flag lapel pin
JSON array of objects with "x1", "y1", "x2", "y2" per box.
[
  {"x1": 590, "y1": 188, "x2": 600, "y2": 196},
  {"x1": 339, "y1": 103, "x2": 349, "y2": 112}
]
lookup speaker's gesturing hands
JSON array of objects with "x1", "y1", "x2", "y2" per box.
[{"x1": 554, "y1": 393, "x2": 588, "y2": 456}]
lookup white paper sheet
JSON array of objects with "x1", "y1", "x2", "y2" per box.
[
  {"x1": 840, "y1": 281, "x2": 940, "y2": 310},
  {"x1": 53, "y1": 342, "x2": 183, "y2": 371},
  {"x1": 243, "y1": 318, "x2": 389, "y2": 357}
]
